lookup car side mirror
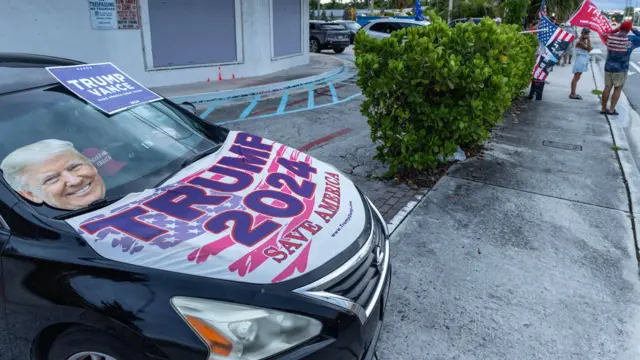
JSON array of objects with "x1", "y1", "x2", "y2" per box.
[{"x1": 180, "y1": 101, "x2": 197, "y2": 115}]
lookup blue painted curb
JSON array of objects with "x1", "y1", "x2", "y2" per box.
[{"x1": 169, "y1": 62, "x2": 350, "y2": 105}]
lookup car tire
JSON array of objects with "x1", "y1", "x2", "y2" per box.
[
  {"x1": 310, "y1": 38, "x2": 321, "y2": 53},
  {"x1": 333, "y1": 47, "x2": 346, "y2": 54},
  {"x1": 48, "y1": 328, "x2": 147, "y2": 360}
]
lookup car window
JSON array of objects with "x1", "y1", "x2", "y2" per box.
[
  {"x1": 344, "y1": 22, "x2": 361, "y2": 30},
  {"x1": 310, "y1": 23, "x2": 317, "y2": 30},
  {"x1": 0, "y1": 85, "x2": 221, "y2": 217},
  {"x1": 319, "y1": 24, "x2": 345, "y2": 30},
  {"x1": 386, "y1": 23, "x2": 405, "y2": 33},
  {"x1": 0, "y1": 214, "x2": 8, "y2": 231},
  {"x1": 404, "y1": 22, "x2": 425, "y2": 28},
  {"x1": 369, "y1": 22, "x2": 387, "y2": 33}
]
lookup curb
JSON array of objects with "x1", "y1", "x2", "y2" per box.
[
  {"x1": 591, "y1": 60, "x2": 640, "y2": 262},
  {"x1": 387, "y1": 189, "x2": 429, "y2": 235},
  {"x1": 169, "y1": 58, "x2": 352, "y2": 105}
]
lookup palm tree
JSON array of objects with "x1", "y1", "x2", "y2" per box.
[{"x1": 525, "y1": 0, "x2": 584, "y2": 24}]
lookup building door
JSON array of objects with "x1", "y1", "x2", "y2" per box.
[{"x1": 147, "y1": 0, "x2": 240, "y2": 68}]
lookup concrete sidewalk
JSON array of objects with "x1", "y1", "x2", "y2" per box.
[
  {"x1": 377, "y1": 63, "x2": 640, "y2": 358},
  {"x1": 152, "y1": 54, "x2": 349, "y2": 104}
]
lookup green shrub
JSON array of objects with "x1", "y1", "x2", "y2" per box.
[{"x1": 354, "y1": 12, "x2": 536, "y2": 174}]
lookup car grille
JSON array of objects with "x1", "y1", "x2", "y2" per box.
[{"x1": 324, "y1": 216, "x2": 386, "y2": 308}]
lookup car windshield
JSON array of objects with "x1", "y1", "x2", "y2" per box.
[
  {"x1": 319, "y1": 24, "x2": 346, "y2": 30},
  {"x1": 0, "y1": 85, "x2": 222, "y2": 218},
  {"x1": 342, "y1": 22, "x2": 360, "y2": 30}
]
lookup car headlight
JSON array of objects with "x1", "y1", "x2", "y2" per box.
[{"x1": 171, "y1": 297, "x2": 323, "y2": 359}]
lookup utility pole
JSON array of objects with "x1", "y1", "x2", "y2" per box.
[
  {"x1": 448, "y1": 0, "x2": 453, "y2": 22},
  {"x1": 317, "y1": 0, "x2": 321, "y2": 19},
  {"x1": 370, "y1": 0, "x2": 375, "y2": 12}
]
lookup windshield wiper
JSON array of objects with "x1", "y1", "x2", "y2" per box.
[
  {"x1": 55, "y1": 195, "x2": 127, "y2": 220},
  {"x1": 155, "y1": 145, "x2": 221, "y2": 187}
]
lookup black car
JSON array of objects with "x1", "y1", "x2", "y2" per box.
[
  {"x1": 309, "y1": 21, "x2": 351, "y2": 53},
  {"x1": 333, "y1": 21, "x2": 361, "y2": 44},
  {"x1": 0, "y1": 53, "x2": 391, "y2": 360}
]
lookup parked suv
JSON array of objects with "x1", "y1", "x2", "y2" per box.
[
  {"x1": 310, "y1": 20, "x2": 351, "y2": 53},
  {"x1": 360, "y1": 18, "x2": 429, "y2": 40},
  {"x1": 333, "y1": 20, "x2": 361, "y2": 44}
]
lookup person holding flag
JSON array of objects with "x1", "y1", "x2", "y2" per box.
[
  {"x1": 600, "y1": 21, "x2": 640, "y2": 115},
  {"x1": 569, "y1": 28, "x2": 592, "y2": 100}
]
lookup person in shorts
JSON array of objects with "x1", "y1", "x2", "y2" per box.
[
  {"x1": 601, "y1": 21, "x2": 640, "y2": 115},
  {"x1": 569, "y1": 28, "x2": 592, "y2": 100}
]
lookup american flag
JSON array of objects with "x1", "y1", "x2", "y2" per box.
[
  {"x1": 537, "y1": 15, "x2": 575, "y2": 58},
  {"x1": 532, "y1": 15, "x2": 575, "y2": 80},
  {"x1": 532, "y1": 48, "x2": 557, "y2": 80},
  {"x1": 539, "y1": 0, "x2": 547, "y2": 17}
]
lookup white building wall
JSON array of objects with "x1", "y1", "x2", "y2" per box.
[{"x1": 1, "y1": 0, "x2": 309, "y2": 88}]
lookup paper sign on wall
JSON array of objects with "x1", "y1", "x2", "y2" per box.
[
  {"x1": 46, "y1": 63, "x2": 162, "y2": 115},
  {"x1": 89, "y1": 0, "x2": 118, "y2": 30},
  {"x1": 117, "y1": 0, "x2": 140, "y2": 29}
]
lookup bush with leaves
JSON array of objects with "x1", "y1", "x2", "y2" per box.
[{"x1": 354, "y1": 12, "x2": 536, "y2": 175}]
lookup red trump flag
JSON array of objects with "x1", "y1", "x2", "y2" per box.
[{"x1": 567, "y1": 0, "x2": 613, "y2": 42}]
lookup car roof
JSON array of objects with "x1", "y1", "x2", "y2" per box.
[
  {"x1": 366, "y1": 18, "x2": 428, "y2": 24},
  {"x1": 0, "y1": 53, "x2": 84, "y2": 95}
]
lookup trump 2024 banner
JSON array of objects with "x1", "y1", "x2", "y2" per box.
[{"x1": 568, "y1": 0, "x2": 613, "y2": 43}]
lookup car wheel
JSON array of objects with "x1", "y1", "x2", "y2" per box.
[
  {"x1": 333, "y1": 47, "x2": 346, "y2": 54},
  {"x1": 48, "y1": 328, "x2": 147, "y2": 360},
  {"x1": 310, "y1": 38, "x2": 321, "y2": 53}
]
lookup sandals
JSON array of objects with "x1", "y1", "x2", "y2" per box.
[
  {"x1": 607, "y1": 109, "x2": 619, "y2": 115},
  {"x1": 569, "y1": 94, "x2": 583, "y2": 100}
]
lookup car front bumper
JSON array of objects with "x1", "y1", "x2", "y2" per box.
[
  {"x1": 325, "y1": 39, "x2": 351, "y2": 48},
  {"x1": 293, "y1": 196, "x2": 391, "y2": 360},
  {"x1": 299, "y1": 261, "x2": 392, "y2": 360}
]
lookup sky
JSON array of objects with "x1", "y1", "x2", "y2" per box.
[
  {"x1": 318, "y1": 0, "x2": 634, "y2": 11},
  {"x1": 598, "y1": 0, "x2": 631, "y2": 10}
]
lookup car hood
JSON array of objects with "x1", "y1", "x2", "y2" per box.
[{"x1": 66, "y1": 131, "x2": 367, "y2": 284}]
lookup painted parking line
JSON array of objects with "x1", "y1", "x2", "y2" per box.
[
  {"x1": 239, "y1": 95, "x2": 261, "y2": 120},
  {"x1": 307, "y1": 85, "x2": 315, "y2": 109},
  {"x1": 202, "y1": 74, "x2": 362, "y2": 125},
  {"x1": 276, "y1": 91, "x2": 289, "y2": 114},
  {"x1": 199, "y1": 100, "x2": 221, "y2": 119},
  {"x1": 328, "y1": 82, "x2": 338, "y2": 103},
  {"x1": 215, "y1": 91, "x2": 362, "y2": 125},
  {"x1": 299, "y1": 128, "x2": 352, "y2": 151}
]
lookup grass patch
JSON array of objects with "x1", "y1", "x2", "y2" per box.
[{"x1": 612, "y1": 145, "x2": 628, "y2": 151}]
